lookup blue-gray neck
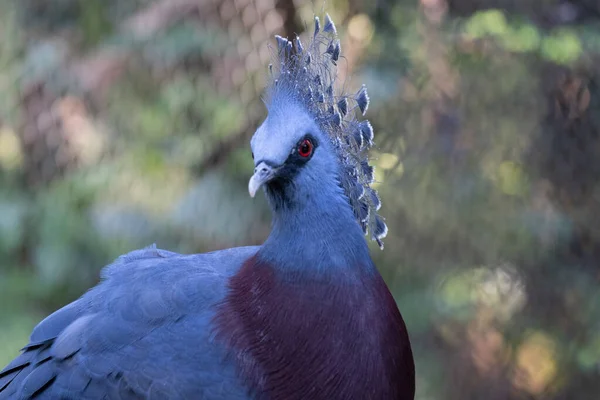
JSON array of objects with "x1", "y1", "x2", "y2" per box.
[{"x1": 259, "y1": 172, "x2": 374, "y2": 279}]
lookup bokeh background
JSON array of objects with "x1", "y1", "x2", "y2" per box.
[{"x1": 0, "y1": 0, "x2": 599, "y2": 398}]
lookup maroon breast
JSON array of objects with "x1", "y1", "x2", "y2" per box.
[{"x1": 214, "y1": 256, "x2": 415, "y2": 400}]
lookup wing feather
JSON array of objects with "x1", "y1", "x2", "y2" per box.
[{"x1": 0, "y1": 245, "x2": 258, "y2": 399}]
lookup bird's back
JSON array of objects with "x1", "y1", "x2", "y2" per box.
[{"x1": 0, "y1": 245, "x2": 259, "y2": 400}]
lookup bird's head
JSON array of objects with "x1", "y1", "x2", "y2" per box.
[
  {"x1": 249, "y1": 100, "x2": 340, "y2": 208},
  {"x1": 249, "y1": 14, "x2": 387, "y2": 248}
]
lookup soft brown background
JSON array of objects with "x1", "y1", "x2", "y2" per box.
[{"x1": 0, "y1": 0, "x2": 599, "y2": 398}]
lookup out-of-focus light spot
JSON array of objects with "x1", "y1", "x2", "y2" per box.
[
  {"x1": 377, "y1": 152, "x2": 399, "y2": 170},
  {"x1": 477, "y1": 264, "x2": 526, "y2": 321},
  {"x1": 501, "y1": 24, "x2": 541, "y2": 53},
  {"x1": 245, "y1": 51, "x2": 260, "y2": 72},
  {"x1": 372, "y1": 151, "x2": 403, "y2": 189},
  {"x1": 467, "y1": 313, "x2": 508, "y2": 374},
  {"x1": 255, "y1": 0, "x2": 275, "y2": 14},
  {"x1": 348, "y1": 14, "x2": 374, "y2": 44},
  {"x1": 220, "y1": 1, "x2": 236, "y2": 20},
  {"x1": 258, "y1": 42, "x2": 271, "y2": 64},
  {"x1": 0, "y1": 126, "x2": 23, "y2": 170},
  {"x1": 234, "y1": 0, "x2": 251, "y2": 8},
  {"x1": 576, "y1": 334, "x2": 600, "y2": 371},
  {"x1": 232, "y1": 66, "x2": 247, "y2": 87},
  {"x1": 465, "y1": 9, "x2": 508, "y2": 38},
  {"x1": 541, "y1": 29, "x2": 582, "y2": 65},
  {"x1": 264, "y1": 10, "x2": 283, "y2": 33},
  {"x1": 497, "y1": 161, "x2": 528, "y2": 197},
  {"x1": 240, "y1": 81, "x2": 255, "y2": 104},
  {"x1": 250, "y1": 24, "x2": 266, "y2": 44},
  {"x1": 437, "y1": 265, "x2": 526, "y2": 321},
  {"x1": 438, "y1": 270, "x2": 476, "y2": 313},
  {"x1": 57, "y1": 96, "x2": 105, "y2": 166},
  {"x1": 514, "y1": 331, "x2": 559, "y2": 395},
  {"x1": 242, "y1": 5, "x2": 258, "y2": 27},
  {"x1": 237, "y1": 37, "x2": 252, "y2": 57}
]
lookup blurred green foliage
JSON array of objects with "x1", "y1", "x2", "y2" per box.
[{"x1": 1, "y1": 0, "x2": 600, "y2": 399}]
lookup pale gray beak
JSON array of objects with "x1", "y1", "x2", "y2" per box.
[{"x1": 248, "y1": 162, "x2": 277, "y2": 197}]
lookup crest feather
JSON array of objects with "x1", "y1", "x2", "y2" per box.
[
  {"x1": 356, "y1": 85, "x2": 370, "y2": 115},
  {"x1": 326, "y1": 41, "x2": 335, "y2": 55},
  {"x1": 294, "y1": 36, "x2": 304, "y2": 54},
  {"x1": 275, "y1": 35, "x2": 288, "y2": 53},
  {"x1": 360, "y1": 120, "x2": 374, "y2": 146},
  {"x1": 332, "y1": 41, "x2": 341, "y2": 63},
  {"x1": 324, "y1": 14, "x2": 337, "y2": 34},
  {"x1": 337, "y1": 98, "x2": 348, "y2": 115},
  {"x1": 264, "y1": 14, "x2": 387, "y2": 248}
]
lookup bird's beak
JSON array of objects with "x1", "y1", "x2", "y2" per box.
[{"x1": 248, "y1": 162, "x2": 277, "y2": 198}]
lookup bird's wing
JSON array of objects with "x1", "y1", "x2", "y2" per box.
[{"x1": 0, "y1": 245, "x2": 258, "y2": 400}]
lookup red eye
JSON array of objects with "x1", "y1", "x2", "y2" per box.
[{"x1": 298, "y1": 139, "x2": 313, "y2": 158}]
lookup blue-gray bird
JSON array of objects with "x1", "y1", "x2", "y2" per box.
[{"x1": 0, "y1": 14, "x2": 414, "y2": 399}]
